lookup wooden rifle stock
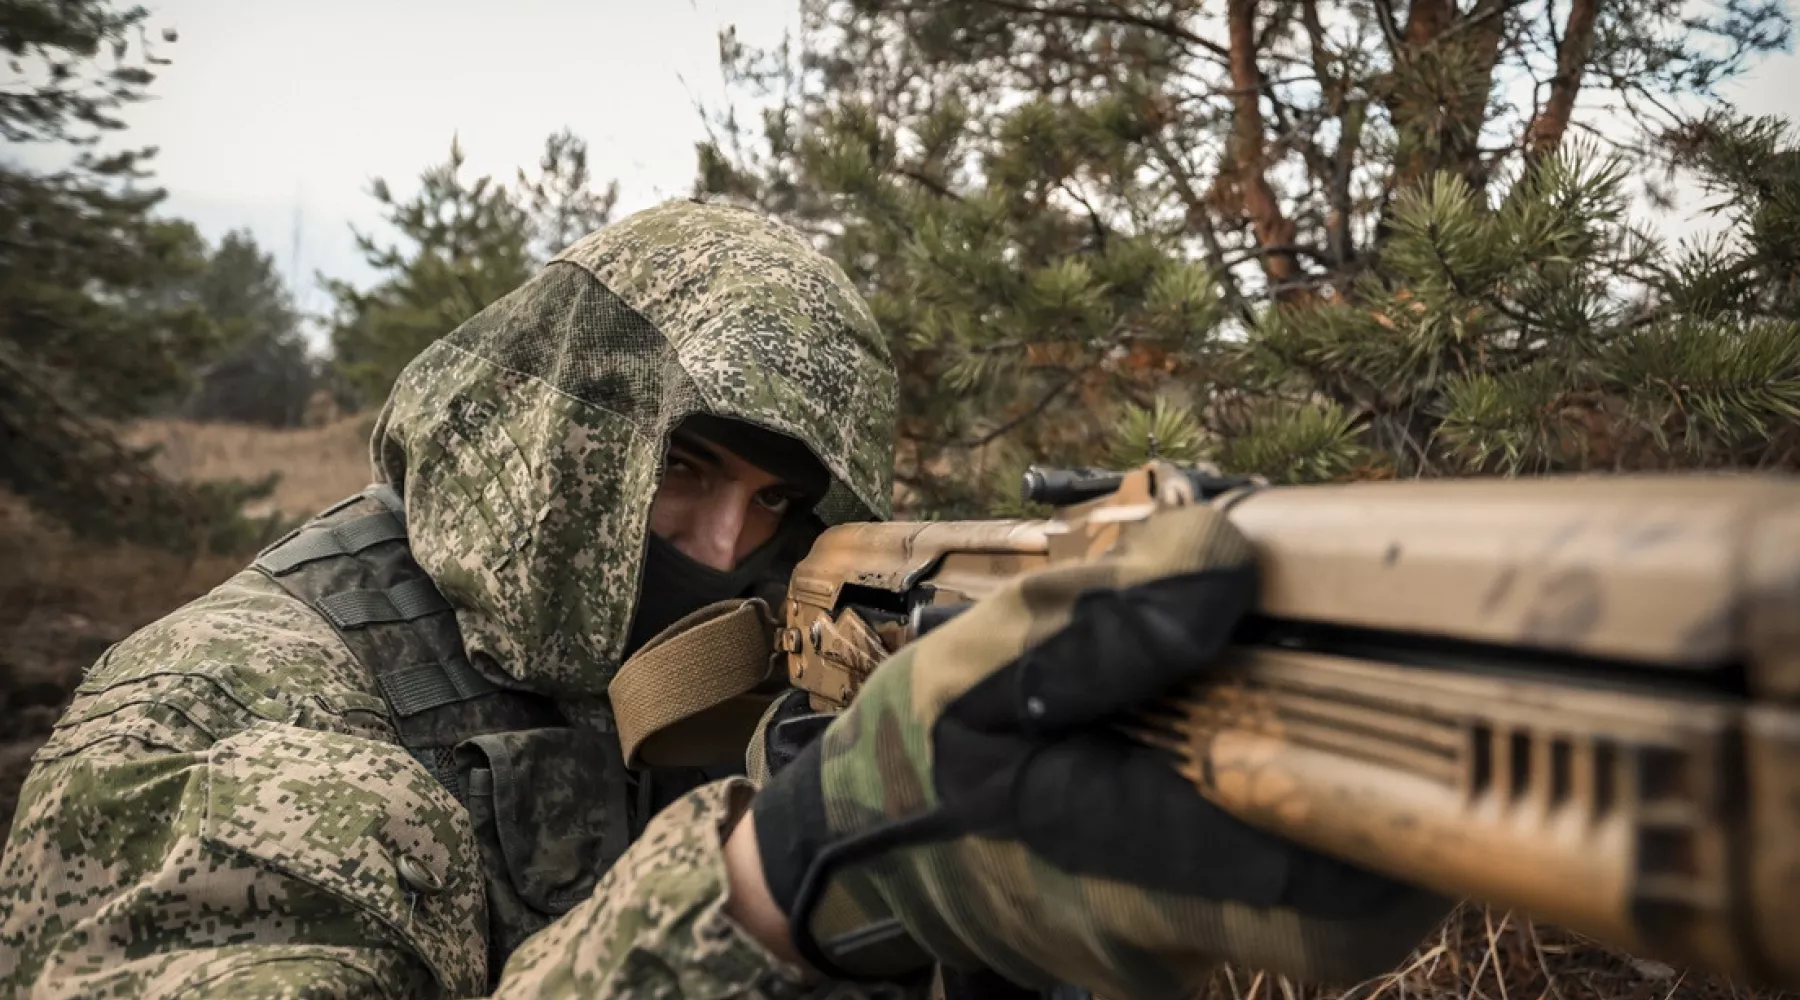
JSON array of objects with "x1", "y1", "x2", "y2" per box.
[{"x1": 775, "y1": 463, "x2": 1800, "y2": 988}]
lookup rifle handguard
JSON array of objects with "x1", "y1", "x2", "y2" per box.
[{"x1": 778, "y1": 463, "x2": 1800, "y2": 989}]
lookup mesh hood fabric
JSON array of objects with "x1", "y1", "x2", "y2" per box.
[{"x1": 369, "y1": 200, "x2": 898, "y2": 698}]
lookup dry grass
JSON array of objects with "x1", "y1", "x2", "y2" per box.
[
  {"x1": 0, "y1": 490, "x2": 248, "y2": 827},
  {"x1": 126, "y1": 415, "x2": 376, "y2": 521},
  {"x1": 1198, "y1": 904, "x2": 1785, "y2": 1000},
  {"x1": 0, "y1": 415, "x2": 374, "y2": 829}
]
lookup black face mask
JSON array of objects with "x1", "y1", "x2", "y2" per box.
[{"x1": 621, "y1": 530, "x2": 789, "y2": 660}]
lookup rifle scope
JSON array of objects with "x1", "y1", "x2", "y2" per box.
[{"x1": 1021, "y1": 465, "x2": 1259, "y2": 506}]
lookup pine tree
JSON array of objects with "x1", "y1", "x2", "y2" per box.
[
  {"x1": 325, "y1": 130, "x2": 625, "y2": 404},
  {"x1": 697, "y1": 0, "x2": 1794, "y2": 514},
  {"x1": 0, "y1": 0, "x2": 272, "y2": 549},
  {"x1": 697, "y1": 5, "x2": 1799, "y2": 994},
  {"x1": 181, "y1": 230, "x2": 316, "y2": 427},
  {"x1": 324, "y1": 137, "x2": 534, "y2": 405},
  {"x1": 1258, "y1": 124, "x2": 1800, "y2": 478},
  {"x1": 518, "y1": 127, "x2": 618, "y2": 262}
]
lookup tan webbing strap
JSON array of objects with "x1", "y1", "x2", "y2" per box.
[{"x1": 608, "y1": 598, "x2": 778, "y2": 769}]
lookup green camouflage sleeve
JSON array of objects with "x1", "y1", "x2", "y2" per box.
[
  {"x1": 492, "y1": 778, "x2": 827, "y2": 1000},
  {"x1": 0, "y1": 723, "x2": 458, "y2": 1000},
  {"x1": 1, "y1": 662, "x2": 882, "y2": 999},
  {"x1": 2, "y1": 735, "x2": 837, "y2": 1000}
]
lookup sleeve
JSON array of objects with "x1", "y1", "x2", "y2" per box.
[
  {"x1": 492, "y1": 778, "x2": 837, "y2": 1000},
  {"x1": 1, "y1": 713, "x2": 905, "y2": 1000},
  {"x1": 0, "y1": 719, "x2": 481, "y2": 1000}
]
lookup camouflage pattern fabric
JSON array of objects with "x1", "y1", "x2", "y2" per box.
[
  {"x1": 0, "y1": 199, "x2": 900, "y2": 998},
  {"x1": 776, "y1": 503, "x2": 1448, "y2": 999},
  {"x1": 491, "y1": 780, "x2": 824, "y2": 1000},
  {"x1": 373, "y1": 199, "x2": 895, "y2": 699},
  {"x1": 0, "y1": 570, "x2": 469, "y2": 998}
]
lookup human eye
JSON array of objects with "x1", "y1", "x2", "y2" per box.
[{"x1": 754, "y1": 488, "x2": 798, "y2": 515}]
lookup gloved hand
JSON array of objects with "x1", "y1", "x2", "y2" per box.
[{"x1": 750, "y1": 502, "x2": 1450, "y2": 999}]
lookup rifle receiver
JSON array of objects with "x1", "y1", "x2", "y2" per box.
[{"x1": 780, "y1": 465, "x2": 1800, "y2": 986}]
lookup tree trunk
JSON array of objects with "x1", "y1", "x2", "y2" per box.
[
  {"x1": 1300, "y1": 0, "x2": 1365, "y2": 274},
  {"x1": 1387, "y1": 0, "x2": 1510, "y2": 192},
  {"x1": 1525, "y1": 0, "x2": 1602, "y2": 159},
  {"x1": 1226, "y1": 0, "x2": 1302, "y2": 294},
  {"x1": 1403, "y1": 0, "x2": 1454, "y2": 46}
]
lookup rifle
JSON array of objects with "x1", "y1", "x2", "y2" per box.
[{"x1": 771, "y1": 461, "x2": 1800, "y2": 989}]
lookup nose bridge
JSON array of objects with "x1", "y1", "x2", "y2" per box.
[{"x1": 693, "y1": 485, "x2": 747, "y2": 571}]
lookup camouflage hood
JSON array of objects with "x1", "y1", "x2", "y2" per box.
[{"x1": 368, "y1": 200, "x2": 897, "y2": 698}]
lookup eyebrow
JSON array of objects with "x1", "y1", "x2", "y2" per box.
[
  {"x1": 669, "y1": 431, "x2": 804, "y2": 494},
  {"x1": 668, "y1": 431, "x2": 727, "y2": 468}
]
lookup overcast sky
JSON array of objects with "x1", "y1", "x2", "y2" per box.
[
  {"x1": 14, "y1": 0, "x2": 1800, "y2": 341},
  {"x1": 85, "y1": 0, "x2": 800, "y2": 323}
]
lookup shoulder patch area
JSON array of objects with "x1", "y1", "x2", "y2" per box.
[{"x1": 202, "y1": 723, "x2": 487, "y2": 995}]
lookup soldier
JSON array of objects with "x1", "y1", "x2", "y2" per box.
[{"x1": 0, "y1": 200, "x2": 1446, "y2": 1000}]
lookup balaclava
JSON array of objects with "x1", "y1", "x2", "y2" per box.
[{"x1": 622, "y1": 412, "x2": 832, "y2": 657}]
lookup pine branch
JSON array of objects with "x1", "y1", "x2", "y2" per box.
[
  {"x1": 1221, "y1": 400, "x2": 1367, "y2": 483},
  {"x1": 1418, "y1": 216, "x2": 1553, "y2": 336},
  {"x1": 896, "y1": 166, "x2": 962, "y2": 201},
  {"x1": 1108, "y1": 396, "x2": 1209, "y2": 466},
  {"x1": 965, "y1": 0, "x2": 1232, "y2": 62},
  {"x1": 959, "y1": 363, "x2": 1093, "y2": 448}
]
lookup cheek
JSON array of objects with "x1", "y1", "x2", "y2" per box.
[
  {"x1": 737, "y1": 508, "x2": 783, "y2": 558},
  {"x1": 647, "y1": 482, "x2": 694, "y2": 540}
]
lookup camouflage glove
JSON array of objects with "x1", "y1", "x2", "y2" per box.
[{"x1": 751, "y1": 503, "x2": 1449, "y2": 999}]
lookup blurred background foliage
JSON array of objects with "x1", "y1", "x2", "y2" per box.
[
  {"x1": 691, "y1": 0, "x2": 1798, "y2": 515},
  {"x1": 5, "y1": 0, "x2": 1796, "y2": 540}
]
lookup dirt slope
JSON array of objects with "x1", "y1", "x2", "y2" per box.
[{"x1": 0, "y1": 416, "x2": 371, "y2": 828}]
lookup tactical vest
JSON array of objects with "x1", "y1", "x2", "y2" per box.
[
  {"x1": 253, "y1": 487, "x2": 1088, "y2": 1000},
  {"x1": 251, "y1": 485, "x2": 726, "y2": 984}
]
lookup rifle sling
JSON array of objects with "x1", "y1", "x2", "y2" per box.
[{"x1": 609, "y1": 598, "x2": 777, "y2": 770}]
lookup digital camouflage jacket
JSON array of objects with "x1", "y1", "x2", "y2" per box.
[{"x1": 0, "y1": 200, "x2": 899, "y2": 999}]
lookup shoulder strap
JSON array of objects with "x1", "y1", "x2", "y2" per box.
[
  {"x1": 253, "y1": 484, "x2": 559, "y2": 800},
  {"x1": 607, "y1": 598, "x2": 778, "y2": 769}
]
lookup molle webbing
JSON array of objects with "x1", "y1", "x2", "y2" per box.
[
  {"x1": 378, "y1": 656, "x2": 499, "y2": 719},
  {"x1": 318, "y1": 579, "x2": 452, "y2": 629},
  {"x1": 251, "y1": 484, "x2": 556, "y2": 799},
  {"x1": 253, "y1": 507, "x2": 407, "y2": 574}
]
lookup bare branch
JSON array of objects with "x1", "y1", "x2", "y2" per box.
[
  {"x1": 1370, "y1": 0, "x2": 1406, "y2": 56},
  {"x1": 1299, "y1": 0, "x2": 1362, "y2": 270},
  {"x1": 1059, "y1": 181, "x2": 1110, "y2": 250},
  {"x1": 958, "y1": 364, "x2": 1092, "y2": 448},
  {"x1": 1220, "y1": 242, "x2": 1335, "y2": 267},
  {"x1": 896, "y1": 166, "x2": 962, "y2": 201},
  {"x1": 1143, "y1": 132, "x2": 1257, "y2": 325}
]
